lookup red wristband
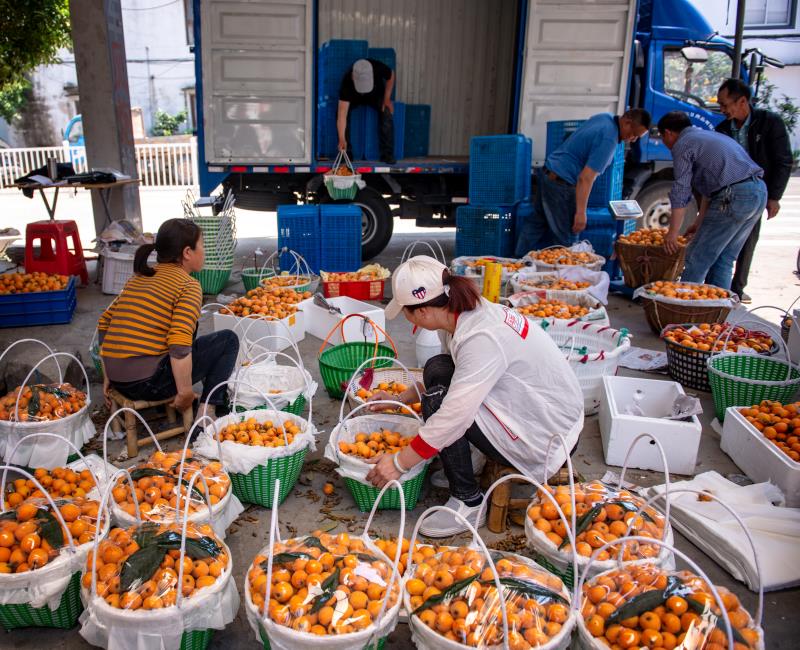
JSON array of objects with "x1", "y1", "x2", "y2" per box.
[{"x1": 410, "y1": 434, "x2": 438, "y2": 459}]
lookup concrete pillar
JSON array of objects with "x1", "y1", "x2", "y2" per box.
[{"x1": 69, "y1": 0, "x2": 142, "y2": 233}]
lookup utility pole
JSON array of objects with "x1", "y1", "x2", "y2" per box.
[{"x1": 731, "y1": 0, "x2": 746, "y2": 79}]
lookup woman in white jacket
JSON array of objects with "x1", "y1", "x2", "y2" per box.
[{"x1": 366, "y1": 255, "x2": 584, "y2": 537}]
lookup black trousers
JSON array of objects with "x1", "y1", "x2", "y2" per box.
[
  {"x1": 345, "y1": 104, "x2": 395, "y2": 162},
  {"x1": 421, "y1": 354, "x2": 512, "y2": 503},
  {"x1": 731, "y1": 217, "x2": 761, "y2": 296},
  {"x1": 112, "y1": 330, "x2": 239, "y2": 407}
]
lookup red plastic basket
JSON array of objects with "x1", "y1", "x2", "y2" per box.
[{"x1": 322, "y1": 279, "x2": 385, "y2": 301}]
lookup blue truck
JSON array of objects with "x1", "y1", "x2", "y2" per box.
[{"x1": 191, "y1": 0, "x2": 780, "y2": 259}]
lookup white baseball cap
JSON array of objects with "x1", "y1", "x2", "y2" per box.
[
  {"x1": 385, "y1": 255, "x2": 448, "y2": 319},
  {"x1": 352, "y1": 59, "x2": 374, "y2": 94}
]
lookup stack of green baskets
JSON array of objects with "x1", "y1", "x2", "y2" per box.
[
  {"x1": 0, "y1": 571, "x2": 83, "y2": 630},
  {"x1": 191, "y1": 214, "x2": 236, "y2": 294},
  {"x1": 707, "y1": 352, "x2": 800, "y2": 421}
]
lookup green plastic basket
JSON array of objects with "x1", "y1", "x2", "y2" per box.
[
  {"x1": 527, "y1": 552, "x2": 576, "y2": 591},
  {"x1": 259, "y1": 626, "x2": 386, "y2": 649},
  {"x1": 242, "y1": 267, "x2": 276, "y2": 292},
  {"x1": 319, "y1": 343, "x2": 397, "y2": 398},
  {"x1": 324, "y1": 175, "x2": 360, "y2": 201},
  {"x1": 0, "y1": 571, "x2": 82, "y2": 630},
  {"x1": 229, "y1": 446, "x2": 308, "y2": 507},
  {"x1": 180, "y1": 628, "x2": 214, "y2": 650},
  {"x1": 235, "y1": 394, "x2": 306, "y2": 416},
  {"x1": 707, "y1": 353, "x2": 800, "y2": 421},
  {"x1": 192, "y1": 268, "x2": 232, "y2": 294},
  {"x1": 344, "y1": 465, "x2": 428, "y2": 511}
]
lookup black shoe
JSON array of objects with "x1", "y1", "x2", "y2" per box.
[{"x1": 739, "y1": 292, "x2": 752, "y2": 304}]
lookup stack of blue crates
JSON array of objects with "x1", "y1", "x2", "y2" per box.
[
  {"x1": 367, "y1": 47, "x2": 396, "y2": 99},
  {"x1": 316, "y1": 40, "x2": 368, "y2": 159},
  {"x1": 320, "y1": 204, "x2": 362, "y2": 272},
  {"x1": 581, "y1": 208, "x2": 636, "y2": 279},
  {"x1": 278, "y1": 204, "x2": 363, "y2": 273},
  {"x1": 456, "y1": 135, "x2": 532, "y2": 258},
  {"x1": 363, "y1": 101, "x2": 405, "y2": 160},
  {"x1": 404, "y1": 104, "x2": 431, "y2": 157}
]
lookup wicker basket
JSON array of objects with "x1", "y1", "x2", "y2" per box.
[
  {"x1": 636, "y1": 283, "x2": 735, "y2": 335},
  {"x1": 0, "y1": 571, "x2": 83, "y2": 630},
  {"x1": 318, "y1": 315, "x2": 397, "y2": 398},
  {"x1": 707, "y1": 353, "x2": 800, "y2": 421},
  {"x1": 614, "y1": 240, "x2": 686, "y2": 288}
]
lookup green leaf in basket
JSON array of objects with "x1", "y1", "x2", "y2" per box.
[
  {"x1": 133, "y1": 521, "x2": 160, "y2": 549},
  {"x1": 687, "y1": 596, "x2": 748, "y2": 645},
  {"x1": 412, "y1": 573, "x2": 480, "y2": 615},
  {"x1": 40, "y1": 385, "x2": 72, "y2": 399},
  {"x1": 27, "y1": 386, "x2": 40, "y2": 419},
  {"x1": 154, "y1": 531, "x2": 222, "y2": 559},
  {"x1": 355, "y1": 552, "x2": 381, "y2": 563},
  {"x1": 479, "y1": 577, "x2": 569, "y2": 606},
  {"x1": 120, "y1": 544, "x2": 168, "y2": 593},
  {"x1": 310, "y1": 567, "x2": 341, "y2": 614},
  {"x1": 129, "y1": 467, "x2": 205, "y2": 500},
  {"x1": 606, "y1": 576, "x2": 683, "y2": 626},
  {"x1": 301, "y1": 536, "x2": 329, "y2": 553},
  {"x1": 0, "y1": 510, "x2": 17, "y2": 522},
  {"x1": 558, "y1": 504, "x2": 602, "y2": 549},
  {"x1": 35, "y1": 508, "x2": 64, "y2": 550},
  {"x1": 263, "y1": 552, "x2": 312, "y2": 570}
]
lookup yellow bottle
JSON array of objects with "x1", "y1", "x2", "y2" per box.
[{"x1": 481, "y1": 261, "x2": 502, "y2": 303}]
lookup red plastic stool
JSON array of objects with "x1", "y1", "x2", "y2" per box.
[{"x1": 25, "y1": 220, "x2": 89, "y2": 285}]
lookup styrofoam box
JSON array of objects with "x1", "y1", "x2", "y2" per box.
[
  {"x1": 721, "y1": 406, "x2": 800, "y2": 507},
  {"x1": 212, "y1": 310, "x2": 305, "y2": 355},
  {"x1": 298, "y1": 296, "x2": 385, "y2": 346},
  {"x1": 599, "y1": 375, "x2": 702, "y2": 475}
]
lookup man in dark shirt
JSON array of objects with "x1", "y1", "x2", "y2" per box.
[
  {"x1": 338, "y1": 58, "x2": 396, "y2": 163},
  {"x1": 716, "y1": 78, "x2": 793, "y2": 302}
]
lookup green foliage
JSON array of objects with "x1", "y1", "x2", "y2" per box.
[
  {"x1": 755, "y1": 78, "x2": 799, "y2": 136},
  {"x1": 0, "y1": 78, "x2": 31, "y2": 122},
  {"x1": 663, "y1": 50, "x2": 733, "y2": 108},
  {"x1": 152, "y1": 110, "x2": 187, "y2": 136},
  {"x1": 0, "y1": 0, "x2": 71, "y2": 91}
]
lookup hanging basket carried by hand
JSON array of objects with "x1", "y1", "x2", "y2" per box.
[{"x1": 324, "y1": 150, "x2": 362, "y2": 200}]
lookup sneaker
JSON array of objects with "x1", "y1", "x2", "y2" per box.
[
  {"x1": 419, "y1": 496, "x2": 487, "y2": 538},
  {"x1": 739, "y1": 292, "x2": 752, "y2": 304},
  {"x1": 429, "y1": 445, "x2": 487, "y2": 488}
]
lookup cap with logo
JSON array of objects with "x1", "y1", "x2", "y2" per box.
[
  {"x1": 385, "y1": 255, "x2": 448, "y2": 319},
  {"x1": 352, "y1": 59, "x2": 374, "y2": 94}
]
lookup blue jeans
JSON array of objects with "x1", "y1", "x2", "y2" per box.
[
  {"x1": 682, "y1": 178, "x2": 768, "y2": 290},
  {"x1": 515, "y1": 167, "x2": 576, "y2": 256}
]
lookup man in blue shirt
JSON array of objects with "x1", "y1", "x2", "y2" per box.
[
  {"x1": 659, "y1": 111, "x2": 767, "y2": 291},
  {"x1": 515, "y1": 109, "x2": 651, "y2": 256}
]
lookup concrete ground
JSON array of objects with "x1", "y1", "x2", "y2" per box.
[{"x1": 0, "y1": 184, "x2": 798, "y2": 648}]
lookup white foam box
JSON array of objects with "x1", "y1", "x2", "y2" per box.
[
  {"x1": 212, "y1": 310, "x2": 305, "y2": 353},
  {"x1": 298, "y1": 296, "x2": 385, "y2": 346},
  {"x1": 721, "y1": 406, "x2": 800, "y2": 507},
  {"x1": 598, "y1": 375, "x2": 702, "y2": 475}
]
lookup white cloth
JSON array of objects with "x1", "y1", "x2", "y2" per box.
[
  {"x1": 419, "y1": 299, "x2": 584, "y2": 479},
  {"x1": 647, "y1": 471, "x2": 800, "y2": 592}
]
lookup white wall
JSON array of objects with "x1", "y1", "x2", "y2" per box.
[{"x1": 10, "y1": 0, "x2": 195, "y2": 147}]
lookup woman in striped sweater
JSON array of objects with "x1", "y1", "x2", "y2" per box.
[{"x1": 98, "y1": 219, "x2": 238, "y2": 422}]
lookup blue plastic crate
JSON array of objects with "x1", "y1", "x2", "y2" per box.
[
  {"x1": 316, "y1": 101, "x2": 338, "y2": 158},
  {"x1": 468, "y1": 135, "x2": 532, "y2": 205},
  {"x1": 317, "y1": 40, "x2": 368, "y2": 102},
  {"x1": 514, "y1": 200, "x2": 534, "y2": 242},
  {"x1": 546, "y1": 120, "x2": 585, "y2": 157},
  {"x1": 277, "y1": 204, "x2": 321, "y2": 273},
  {"x1": 363, "y1": 102, "x2": 405, "y2": 160},
  {"x1": 367, "y1": 47, "x2": 396, "y2": 99},
  {"x1": 588, "y1": 144, "x2": 624, "y2": 208},
  {"x1": 404, "y1": 105, "x2": 431, "y2": 157},
  {"x1": 320, "y1": 204, "x2": 362, "y2": 272},
  {"x1": 348, "y1": 106, "x2": 369, "y2": 160},
  {"x1": 0, "y1": 277, "x2": 76, "y2": 328},
  {"x1": 455, "y1": 205, "x2": 516, "y2": 258}
]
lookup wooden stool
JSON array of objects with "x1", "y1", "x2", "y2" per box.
[
  {"x1": 480, "y1": 459, "x2": 531, "y2": 534},
  {"x1": 108, "y1": 388, "x2": 194, "y2": 458}
]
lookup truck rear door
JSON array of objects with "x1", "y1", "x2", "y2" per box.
[
  {"x1": 517, "y1": 0, "x2": 638, "y2": 163},
  {"x1": 200, "y1": 0, "x2": 312, "y2": 164}
]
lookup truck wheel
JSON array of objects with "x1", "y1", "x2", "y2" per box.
[
  {"x1": 635, "y1": 180, "x2": 697, "y2": 231},
  {"x1": 323, "y1": 187, "x2": 393, "y2": 260}
]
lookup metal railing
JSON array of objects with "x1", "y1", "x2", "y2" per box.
[{"x1": 0, "y1": 139, "x2": 198, "y2": 189}]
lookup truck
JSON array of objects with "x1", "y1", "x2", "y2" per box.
[{"x1": 191, "y1": 0, "x2": 782, "y2": 259}]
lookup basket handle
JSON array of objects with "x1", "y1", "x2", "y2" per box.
[
  {"x1": 262, "y1": 478, "x2": 283, "y2": 616},
  {"x1": 337, "y1": 399, "x2": 423, "y2": 432},
  {"x1": 0, "y1": 338, "x2": 60, "y2": 383},
  {"x1": 728, "y1": 306, "x2": 792, "y2": 363},
  {"x1": 408, "y1": 506, "x2": 512, "y2": 650},
  {"x1": 244, "y1": 332, "x2": 303, "y2": 368},
  {"x1": 540, "y1": 433, "x2": 577, "y2": 557},
  {"x1": 575, "y1": 535, "x2": 736, "y2": 650},
  {"x1": 477, "y1": 472, "x2": 580, "y2": 605},
  {"x1": 339, "y1": 355, "x2": 423, "y2": 422},
  {"x1": 1, "y1": 432, "x2": 102, "y2": 502},
  {"x1": 317, "y1": 313, "x2": 396, "y2": 357},
  {"x1": 331, "y1": 149, "x2": 356, "y2": 175},
  {"x1": 401, "y1": 240, "x2": 446, "y2": 264},
  {"x1": 175, "y1": 469, "x2": 217, "y2": 608},
  {"x1": 103, "y1": 407, "x2": 163, "y2": 476},
  {"x1": 13, "y1": 351, "x2": 90, "y2": 424},
  {"x1": 632, "y1": 487, "x2": 764, "y2": 627},
  {"x1": 618, "y1": 433, "x2": 671, "y2": 540}
]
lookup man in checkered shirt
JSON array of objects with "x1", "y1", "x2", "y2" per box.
[{"x1": 659, "y1": 111, "x2": 767, "y2": 291}]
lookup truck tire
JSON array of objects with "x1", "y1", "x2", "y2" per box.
[
  {"x1": 635, "y1": 180, "x2": 697, "y2": 231},
  {"x1": 323, "y1": 187, "x2": 393, "y2": 260}
]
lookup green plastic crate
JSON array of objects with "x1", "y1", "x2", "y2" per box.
[
  {"x1": 708, "y1": 353, "x2": 800, "y2": 421},
  {"x1": 344, "y1": 465, "x2": 428, "y2": 511},
  {"x1": 319, "y1": 342, "x2": 396, "y2": 398},
  {"x1": 229, "y1": 447, "x2": 308, "y2": 507},
  {"x1": 0, "y1": 571, "x2": 82, "y2": 630},
  {"x1": 180, "y1": 628, "x2": 214, "y2": 650}
]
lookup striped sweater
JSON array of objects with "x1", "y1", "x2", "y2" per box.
[{"x1": 98, "y1": 263, "x2": 202, "y2": 382}]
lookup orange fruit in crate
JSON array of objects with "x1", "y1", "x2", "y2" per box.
[
  {"x1": 618, "y1": 228, "x2": 687, "y2": 247},
  {"x1": 530, "y1": 248, "x2": 598, "y2": 266},
  {"x1": 645, "y1": 281, "x2": 730, "y2": 300},
  {"x1": 0, "y1": 272, "x2": 69, "y2": 295},
  {"x1": 662, "y1": 322, "x2": 773, "y2": 354},
  {"x1": 738, "y1": 400, "x2": 800, "y2": 463},
  {"x1": 218, "y1": 417, "x2": 302, "y2": 448},
  {"x1": 338, "y1": 429, "x2": 412, "y2": 460},
  {"x1": 219, "y1": 282, "x2": 311, "y2": 319},
  {"x1": 515, "y1": 298, "x2": 590, "y2": 320},
  {"x1": 4, "y1": 467, "x2": 95, "y2": 507},
  {"x1": 0, "y1": 383, "x2": 87, "y2": 422}
]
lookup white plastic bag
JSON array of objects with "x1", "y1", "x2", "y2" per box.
[{"x1": 511, "y1": 266, "x2": 610, "y2": 304}]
